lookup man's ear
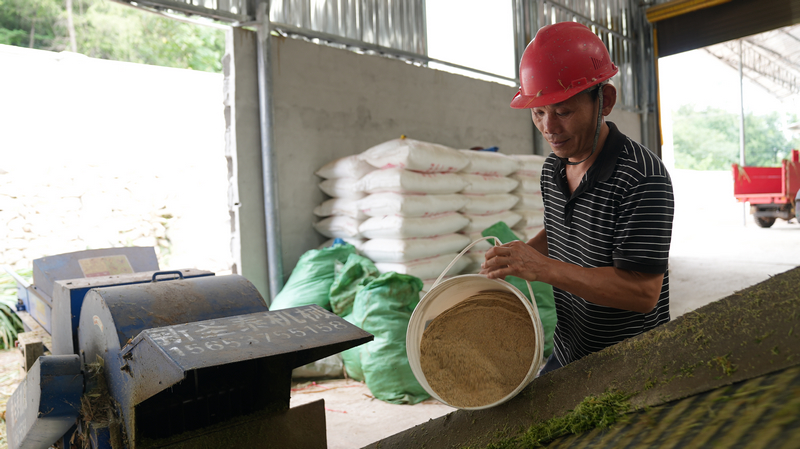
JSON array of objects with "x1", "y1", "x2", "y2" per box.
[{"x1": 601, "y1": 84, "x2": 617, "y2": 116}]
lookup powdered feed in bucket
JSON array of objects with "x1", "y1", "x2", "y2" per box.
[
  {"x1": 419, "y1": 290, "x2": 537, "y2": 408},
  {"x1": 406, "y1": 236, "x2": 544, "y2": 410}
]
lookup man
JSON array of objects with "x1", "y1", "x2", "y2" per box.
[{"x1": 481, "y1": 22, "x2": 674, "y2": 375}]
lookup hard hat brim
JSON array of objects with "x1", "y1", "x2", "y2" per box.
[
  {"x1": 509, "y1": 90, "x2": 572, "y2": 110},
  {"x1": 509, "y1": 67, "x2": 618, "y2": 110}
]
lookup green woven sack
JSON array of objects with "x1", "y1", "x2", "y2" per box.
[
  {"x1": 347, "y1": 272, "x2": 428, "y2": 404},
  {"x1": 334, "y1": 254, "x2": 380, "y2": 382},
  {"x1": 482, "y1": 222, "x2": 557, "y2": 358},
  {"x1": 340, "y1": 313, "x2": 365, "y2": 381},
  {"x1": 329, "y1": 254, "x2": 380, "y2": 317},
  {"x1": 269, "y1": 243, "x2": 356, "y2": 311}
]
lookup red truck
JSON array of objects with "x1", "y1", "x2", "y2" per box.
[{"x1": 732, "y1": 149, "x2": 800, "y2": 228}]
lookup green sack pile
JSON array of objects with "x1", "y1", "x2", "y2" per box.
[
  {"x1": 275, "y1": 244, "x2": 428, "y2": 404},
  {"x1": 481, "y1": 222, "x2": 558, "y2": 358},
  {"x1": 338, "y1": 270, "x2": 429, "y2": 405},
  {"x1": 329, "y1": 253, "x2": 380, "y2": 317},
  {"x1": 269, "y1": 243, "x2": 356, "y2": 311}
]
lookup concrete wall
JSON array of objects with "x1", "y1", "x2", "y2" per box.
[
  {"x1": 608, "y1": 108, "x2": 642, "y2": 144},
  {"x1": 268, "y1": 37, "x2": 535, "y2": 279}
]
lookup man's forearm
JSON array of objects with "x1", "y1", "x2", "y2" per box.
[
  {"x1": 541, "y1": 260, "x2": 663, "y2": 313},
  {"x1": 526, "y1": 228, "x2": 548, "y2": 255},
  {"x1": 483, "y1": 234, "x2": 663, "y2": 314}
]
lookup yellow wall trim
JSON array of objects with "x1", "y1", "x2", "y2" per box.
[{"x1": 646, "y1": 0, "x2": 731, "y2": 23}]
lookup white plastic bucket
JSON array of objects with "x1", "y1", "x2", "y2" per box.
[{"x1": 407, "y1": 236, "x2": 545, "y2": 410}]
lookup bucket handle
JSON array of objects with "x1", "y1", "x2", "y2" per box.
[{"x1": 432, "y1": 236, "x2": 535, "y2": 302}]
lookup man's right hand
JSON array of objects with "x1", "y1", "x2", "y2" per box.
[{"x1": 480, "y1": 240, "x2": 550, "y2": 283}]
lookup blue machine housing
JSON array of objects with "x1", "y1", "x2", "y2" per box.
[
  {"x1": 78, "y1": 274, "x2": 270, "y2": 446},
  {"x1": 6, "y1": 355, "x2": 83, "y2": 449},
  {"x1": 32, "y1": 247, "x2": 160, "y2": 299},
  {"x1": 9, "y1": 247, "x2": 215, "y2": 341},
  {"x1": 76, "y1": 274, "x2": 372, "y2": 448},
  {"x1": 50, "y1": 269, "x2": 213, "y2": 356},
  {"x1": 5, "y1": 263, "x2": 374, "y2": 449}
]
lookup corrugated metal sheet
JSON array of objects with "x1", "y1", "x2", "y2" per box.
[
  {"x1": 269, "y1": 0, "x2": 426, "y2": 55},
  {"x1": 126, "y1": 1, "x2": 649, "y2": 110},
  {"x1": 535, "y1": 0, "x2": 641, "y2": 110},
  {"x1": 268, "y1": 0, "x2": 646, "y2": 110},
  {"x1": 121, "y1": 0, "x2": 255, "y2": 22}
]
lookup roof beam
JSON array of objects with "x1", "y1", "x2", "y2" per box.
[
  {"x1": 705, "y1": 39, "x2": 800, "y2": 98},
  {"x1": 115, "y1": 0, "x2": 254, "y2": 23}
]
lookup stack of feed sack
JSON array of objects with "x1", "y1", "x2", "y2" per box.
[
  {"x1": 355, "y1": 137, "x2": 472, "y2": 285},
  {"x1": 457, "y1": 150, "x2": 522, "y2": 273},
  {"x1": 509, "y1": 154, "x2": 547, "y2": 242},
  {"x1": 313, "y1": 155, "x2": 375, "y2": 251}
]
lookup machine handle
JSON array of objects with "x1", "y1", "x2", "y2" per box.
[{"x1": 151, "y1": 271, "x2": 185, "y2": 282}]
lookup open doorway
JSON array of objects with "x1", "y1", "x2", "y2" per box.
[
  {"x1": 659, "y1": 26, "x2": 800, "y2": 230},
  {"x1": 657, "y1": 25, "x2": 800, "y2": 318}
]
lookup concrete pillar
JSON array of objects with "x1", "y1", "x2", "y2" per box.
[{"x1": 223, "y1": 27, "x2": 270, "y2": 299}]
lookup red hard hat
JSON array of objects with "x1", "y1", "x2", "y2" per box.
[{"x1": 510, "y1": 22, "x2": 619, "y2": 109}]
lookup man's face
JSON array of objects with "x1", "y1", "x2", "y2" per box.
[{"x1": 530, "y1": 90, "x2": 599, "y2": 161}]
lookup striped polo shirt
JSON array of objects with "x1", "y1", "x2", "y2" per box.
[{"x1": 541, "y1": 122, "x2": 674, "y2": 366}]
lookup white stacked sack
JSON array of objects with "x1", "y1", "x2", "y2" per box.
[
  {"x1": 312, "y1": 155, "x2": 375, "y2": 250},
  {"x1": 457, "y1": 150, "x2": 522, "y2": 273},
  {"x1": 355, "y1": 138, "x2": 472, "y2": 281},
  {"x1": 509, "y1": 154, "x2": 547, "y2": 242}
]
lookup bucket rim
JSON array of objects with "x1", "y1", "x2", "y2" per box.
[{"x1": 408, "y1": 274, "x2": 545, "y2": 410}]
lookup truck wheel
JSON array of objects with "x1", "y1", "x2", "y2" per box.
[
  {"x1": 795, "y1": 190, "x2": 800, "y2": 222},
  {"x1": 755, "y1": 216, "x2": 776, "y2": 228}
]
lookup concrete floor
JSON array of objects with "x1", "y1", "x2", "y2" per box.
[
  {"x1": 290, "y1": 380, "x2": 456, "y2": 449},
  {"x1": 290, "y1": 168, "x2": 800, "y2": 449},
  {"x1": 668, "y1": 169, "x2": 800, "y2": 318}
]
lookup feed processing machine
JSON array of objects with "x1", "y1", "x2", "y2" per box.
[{"x1": 5, "y1": 248, "x2": 372, "y2": 448}]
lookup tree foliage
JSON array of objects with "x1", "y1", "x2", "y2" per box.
[
  {"x1": 0, "y1": 0, "x2": 225, "y2": 73},
  {"x1": 672, "y1": 104, "x2": 800, "y2": 170},
  {"x1": 0, "y1": 0, "x2": 61, "y2": 48}
]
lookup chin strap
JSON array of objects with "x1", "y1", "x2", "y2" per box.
[{"x1": 559, "y1": 85, "x2": 605, "y2": 166}]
